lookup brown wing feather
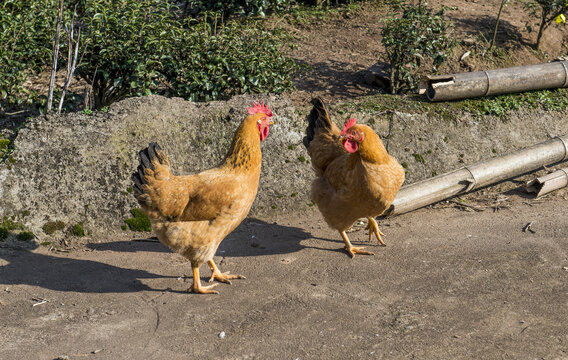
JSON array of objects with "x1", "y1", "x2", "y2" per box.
[{"x1": 133, "y1": 143, "x2": 243, "y2": 221}]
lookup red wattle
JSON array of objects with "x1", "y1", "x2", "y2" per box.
[
  {"x1": 343, "y1": 139, "x2": 358, "y2": 153},
  {"x1": 259, "y1": 124, "x2": 269, "y2": 141}
]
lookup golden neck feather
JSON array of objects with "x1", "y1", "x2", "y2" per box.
[
  {"x1": 350, "y1": 125, "x2": 390, "y2": 164},
  {"x1": 223, "y1": 114, "x2": 263, "y2": 171}
]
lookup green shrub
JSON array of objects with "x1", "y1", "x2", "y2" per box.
[
  {"x1": 16, "y1": 231, "x2": 35, "y2": 241},
  {"x1": 1, "y1": 0, "x2": 298, "y2": 111},
  {"x1": 0, "y1": 138, "x2": 10, "y2": 158},
  {"x1": 1, "y1": 216, "x2": 24, "y2": 231},
  {"x1": 165, "y1": 19, "x2": 298, "y2": 101},
  {"x1": 184, "y1": 0, "x2": 295, "y2": 18},
  {"x1": 70, "y1": 222, "x2": 85, "y2": 237},
  {"x1": 183, "y1": 0, "x2": 369, "y2": 19},
  {"x1": 43, "y1": 220, "x2": 66, "y2": 235},
  {"x1": 74, "y1": 0, "x2": 298, "y2": 106},
  {"x1": 0, "y1": 1, "x2": 55, "y2": 109},
  {"x1": 523, "y1": 0, "x2": 568, "y2": 49},
  {"x1": 124, "y1": 208, "x2": 152, "y2": 232},
  {"x1": 381, "y1": 1, "x2": 453, "y2": 93},
  {"x1": 0, "y1": 216, "x2": 28, "y2": 240},
  {"x1": 74, "y1": 0, "x2": 176, "y2": 108}
]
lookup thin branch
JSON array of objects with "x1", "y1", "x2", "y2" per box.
[
  {"x1": 58, "y1": 26, "x2": 81, "y2": 114},
  {"x1": 47, "y1": 0, "x2": 64, "y2": 113},
  {"x1": 85, "y1": 65, "x2": 98, "y2": 110},
  {"x1": 489, "y1": 0, "x2": 507, "y2": 50}
]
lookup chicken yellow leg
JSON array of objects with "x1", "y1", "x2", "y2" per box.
[
  {"x1": 340, "y1": 231, "x2": 374, "y2": 258},
  {"x1": 207, "y1": 260, "x2": 246, "y2": 285},
  {"x1": 190, "y1": 266, "x2": 219, "y2": 294},
  {"x1": 367, "y1": 217, "x2": 386, "y2": 246}
]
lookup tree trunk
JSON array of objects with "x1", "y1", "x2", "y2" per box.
[{"x1": 535, "y1": 10, "x2": 547, "y2": 49}]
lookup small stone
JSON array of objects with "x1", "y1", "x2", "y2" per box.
[
  {"x1": 460, "y1": 51, "x2": 471, "y2": 61},
  {"x1": 219, "y1": 331, "x2": 226, "y2": 339}
]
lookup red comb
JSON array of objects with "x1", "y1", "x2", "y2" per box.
[
  {"x1": 341, "y1": 118, "x2": 357, "y2": 135},
  {"x1": 247, "y1": 101, "x2": 273, "y2": 118}
]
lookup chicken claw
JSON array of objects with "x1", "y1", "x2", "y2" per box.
[
  {"x1": 366, "y1": 217, "x2": 386, "y2": 246},
  {"x1": 191, "y1": 282, "x2": 219, "y2": 295},
  {"x1": 345, "y1": 246, "x2": 375, "y2": 258},
  {"x1": 207, "y1": 260, "x2": 246, "y2": 285},
  {"x1": 340, "y1": 231, "x2": 374, "y2": 258},
  {"x1": 190, "y1": 267, "x2": 219, "y2": 294}
]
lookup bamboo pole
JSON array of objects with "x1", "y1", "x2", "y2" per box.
[
  {"x1": 383, "y1": 135, "x2": 568, "y2": 216},
  {"x1": 422, "y1": 61, "x2": 568, "y2": 102},
  {"x1": 525, "y1": 167, "x2": 568, "y2": 197}
]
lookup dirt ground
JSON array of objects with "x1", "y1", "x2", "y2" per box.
[
  {"x1": 283, "y1": 1, "x2": 568, "y2": 108},
  {"x1": 1, "y1": 183, "x2": 567, "y2": 359}
]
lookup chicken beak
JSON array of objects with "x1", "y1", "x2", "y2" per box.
[
  {"x1": 269, "y1": 120, "x2": 274, "y2": 125},
  {"x1": 338, "y1": 134, "x2": 345, "y2": 141}
]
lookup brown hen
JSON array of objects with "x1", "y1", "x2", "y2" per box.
[
  {"x1": 303, "y1": 98, "x2": 404, "y2": 257},
  {"x1": 132, "y1": 102, "x2": 273, "y2": 294}
]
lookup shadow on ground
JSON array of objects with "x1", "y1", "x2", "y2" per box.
[
  {"x1": 0, "y1": 220, "x2": 327, "y2": 294},
  {"x1": 449, "y1": 15, "x2": 531, "y2": 49},
  {"x1": 0, "y1": 218, "x2": 361, "y2": 295},
  {"x1": 0, "y1": 243, "x2": 171, "y2": 293},
  {"x1": 293, "y1": 59, "x2": 380, "y2": 99},
  {"x1": 88, "y1": 219, "x2": 323, "y2": 258}
]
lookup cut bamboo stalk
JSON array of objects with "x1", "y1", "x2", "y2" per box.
[
  {"x1": 422, "y1": 61, "x2": 568, "y2": 102},
  {"x1": 525, "y1": 167, "x2": 568, "y2": 197},
  {"x1": 384, "y1": 135, "x2": 568, "y2": 216}
]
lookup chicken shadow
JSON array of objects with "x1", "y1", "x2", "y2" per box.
[
  {"x1": 88, "y1": 219, "x2": 321, "y2": 258},
  {"x1": 217, "y1": 218, "x2": 329, "y2": 257},
  {"x1": 0, "y1": 242, "x2": 175, "y2": 294}
]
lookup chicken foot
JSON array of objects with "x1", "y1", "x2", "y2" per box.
[
  {"x1": 190, "y1": 266, "x2": 219, "y2": 294},
  {"x1": 340, "y1": 231, "x2": 374, "y2": 258},
  {"x1": 366, "y1": 217, "x2": 386, "y2": 246},
  {"x1": 207, "y1": 260, "x2": 246, "y2": 285}
]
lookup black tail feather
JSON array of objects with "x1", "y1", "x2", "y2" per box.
[
  {"x1": 303, "y1": 97, "x2": 333, "y2": 150},
  {"x1": 131, "y1": 142, "x2": 162, "y2": 196}
]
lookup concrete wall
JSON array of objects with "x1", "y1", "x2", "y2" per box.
[{"x1": 1, "y1": 94, "x2": 566, "y2": 239}]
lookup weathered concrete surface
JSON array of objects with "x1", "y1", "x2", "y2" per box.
[
  {"x1": 1, "y1": 198, "x2": 567, "y2": 359},
  {"x1": 0, "y1": 95, "x2": 311, "y2": 239},
  {"x1": 0, "y1": 94, "x2": 567, "y2": 239}
]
